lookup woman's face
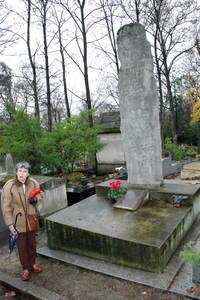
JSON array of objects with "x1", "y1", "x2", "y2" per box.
[{"x1": 16, "y1": 167, "x2": 29, "y2": 183}]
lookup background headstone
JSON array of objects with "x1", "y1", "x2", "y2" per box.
[
  {"x1": 117, "y1": 23, "x2": 163, "y2": 189},
  {"x1": 5, "y1": 153, "x2": 15, "y2": 175}
]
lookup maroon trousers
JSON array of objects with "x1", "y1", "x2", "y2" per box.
[{"x1": 16, "y1": 231, "x2": 36, "y2": 270}]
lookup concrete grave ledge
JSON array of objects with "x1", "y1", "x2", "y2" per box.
[
  {"x1": 32, "y1": 177, "x2": 68, "y2": 220},
  {"x1": 0, "y1": 270, "x2": 61, "y2": 300},
  {"x1": 45, "y1": 179, "x2": 200, "y2": 273}
]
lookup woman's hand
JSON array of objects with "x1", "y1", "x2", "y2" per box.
[
  {"x1": 8, "y1": 225, "x2": 16, "y2": 234},
  {"x1": 28, "y1": 197, "x2": 37, "y2": 205}
]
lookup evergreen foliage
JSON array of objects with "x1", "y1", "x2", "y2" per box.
[
  {"x1": 0, "y1": 108, "x2": 105, "y2": 175},
  {"x1": 37, "y1": 109, "x2": 105, "y2": 173},
  {"x1": 0, "y1": 107, "x2": 43, "y2": 173},
  {"x1": 163, "y1": 138, "x2": 185, "y2": 160}
]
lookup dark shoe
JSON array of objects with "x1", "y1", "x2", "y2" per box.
[
  {"x1": 21, "y1": 269, "x2": 29, "y2": 281},
  {"x1": 30, "y1": 264, "x2": 42, "y2": 273}
]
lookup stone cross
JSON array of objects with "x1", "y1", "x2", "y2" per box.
[{"x1": 117, "y1": 23, "x2": 163, "y2": 189}]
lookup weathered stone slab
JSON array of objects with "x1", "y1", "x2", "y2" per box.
[
  {"x1": 37, "y1": 177, "x2": 68, "y2": 219},
  {"x1": 97, "y1": 133, "x2": 126, "y2": 175},
  {"x1": 182, "y1": 162, "x2": 200, "y2": 170},
  {"x1": 181, "y1": 162, "x2": 200, "y2": 180},
  {"x1": 113, "y1": 189, "x2": 148, "y2": 210},
  {"x1": 172, "y1": 161, "x2": 183, "y2": 174},
  {"x1": 162, "y1": 157, "x2": 173, "y2": 177}
]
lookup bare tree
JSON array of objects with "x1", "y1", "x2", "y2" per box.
[
  {"x1": 118, "y1": 0, "x2": 199, "y2": 145},
  {"x1": 51, "y1": 7, "x2": 71, "y2": 117},
  {"x1": 118, "y1": 0, "x2": 142, "y2": 23},
  {"x1": 55, "y1": 0, "x2": 103, "y2": 126},
  {"x1": 98, "y1": 0, "x2": 120, "y2": 75},
  {"x1": 0, "y1": 1, "x2": 19, "y2": 55},
  {"x1": 0, "y1": 61, "x2": 15, "y2": 123},
  {"x1": 92, "y1": 0, "x2": 121, "y2": 107},
  {"x1": 12, "y1": 62, "x2": 47, "y2": 117},
  {"x1": 150, "y1": 0, "x2": 199, "y2": 144},
  {"x1": 1, "y1": 0, "x2": 42, "y2": 118},
  {"x1": 26, "y1": 0, "x2": 40, "y2": 117},
  {"x1": 30, "y1": 0, "x2": 53, "y2": 131}
]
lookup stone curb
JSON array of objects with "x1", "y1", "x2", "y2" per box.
[{"x1": 0, "y1": 270, "x2": 62, "y2": 300}]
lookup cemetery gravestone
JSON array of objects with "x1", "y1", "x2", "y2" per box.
[{"x1": 5, "y1": 153, "x2": 15, "y2": 175}]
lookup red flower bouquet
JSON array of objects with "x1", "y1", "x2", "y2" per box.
[{"x1": 108, "y1": 180, "x2": 126, "y2": 200}]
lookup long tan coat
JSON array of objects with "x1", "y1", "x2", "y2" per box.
[{"x1": 1, "y1": 176, "x2": 43, "y2": 233}]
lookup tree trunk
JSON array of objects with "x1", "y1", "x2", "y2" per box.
[
  {"x1": 27, "y1": 0, "x2": 40, "y2": 118},
  {"x1": 79, "y1": 0, "x2": 93, "y2": 127},
  {"x1": 57, "y1": 17, "x2": 71, "y2": 118}
]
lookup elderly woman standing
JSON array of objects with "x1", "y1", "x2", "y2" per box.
[{"x1": 1, "y1": 162, "x2": 43, "y2": 281}]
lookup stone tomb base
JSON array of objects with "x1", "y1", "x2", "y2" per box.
[{"x1": 45, "y1": 180, "x2": 200, "y2": 272}]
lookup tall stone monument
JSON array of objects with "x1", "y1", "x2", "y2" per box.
[{"x1": 117, "y1": 23, "x2": 163, "y2": 189}]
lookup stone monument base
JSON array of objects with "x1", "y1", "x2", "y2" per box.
[{"x1": 45, "y1": 180, "x2": 200, "y2": 272}]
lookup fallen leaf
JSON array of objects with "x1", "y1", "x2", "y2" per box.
[
  {"x1": 142, "y1": 291, "x2": 147, "y2": 295},
  {"x1": 5, "y1": 291, "x2": 16, "y2": 298},
  {"x1": 194, "y1": 284, "x2": 200, "y2": 296}
]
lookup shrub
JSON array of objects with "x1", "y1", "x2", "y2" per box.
[
  {"x1": 67, "y1": 172, "x2": 84, "y2": 184},
  {"x1": 163, "y1": 138, "x2": 185, "y2": 160}
]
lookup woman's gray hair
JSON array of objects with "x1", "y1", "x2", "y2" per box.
[{"x1": 15, "y1": 162, "x2": 31, "y2": 173}]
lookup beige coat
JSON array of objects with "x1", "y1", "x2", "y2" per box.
[{"x1": 1, "y1": 176, "x2": 43, "y2": 233}]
